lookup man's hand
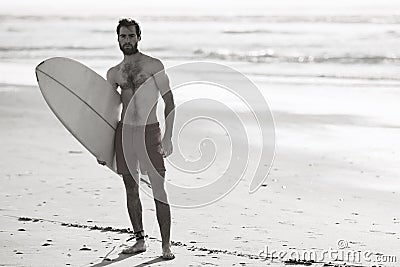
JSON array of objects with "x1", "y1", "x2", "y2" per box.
[
  {"x1": 97, "y1": 159, "x2": 106, "y2": 166},
  {"x1": 161, "y1": 138, "x2": 173, "y2": 157}
]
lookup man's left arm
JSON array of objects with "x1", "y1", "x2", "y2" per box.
[{"x1": 152, "y1": 59, "x2": 175, "y2": 157}]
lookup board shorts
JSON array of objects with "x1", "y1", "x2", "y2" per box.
[{"x1": 115, "y1": 122, "x2": 166, "y2": 176}]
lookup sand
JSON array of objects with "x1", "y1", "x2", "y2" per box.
[{"x1": 0, "y1": 71, "x2": 399, "y2": 267}]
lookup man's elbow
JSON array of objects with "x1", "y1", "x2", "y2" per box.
[
  {"x1": 165, "y1": 102, "x2": 175, "y2": 115},
  {"x1": 163, "y1": 91, "x2": 175, "y2": 106},
  {"x1": 163, "y1": 95, "x2": 175, "y2": 117}
]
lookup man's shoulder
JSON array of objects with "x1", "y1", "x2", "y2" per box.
[
  {"x1": 106, "y1": 62, "x2": 122, "y2": 83},
  {"x1": 107, "y1": 63, "x2": 122, "y2": 79},
  {"x1": 141, "y1": 54, "x2": 164, "y2": 73},
  {"x1": 107, "y1": 63, "x2": 122, "y2": 74}
]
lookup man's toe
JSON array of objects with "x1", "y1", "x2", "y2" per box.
[
  {"x1": 162, "y1": 251, "x2": 175, "y2": 260},
  {"x1": 122, "y1": 246, "x2": 146, "y2": 254}
]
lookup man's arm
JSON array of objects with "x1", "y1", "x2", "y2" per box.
[
  {"x1": 106, "y1": 67, "x2": 119, "y2": 91},
  {"x1": 98, "y1": 67, "x2": 119, "y2": 166},
  {"x1": 152, "y1": 59, "x2": 175, "y2": 156}
]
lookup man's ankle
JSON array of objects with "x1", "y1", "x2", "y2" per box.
[
  {"x1": 134, "y1": 230, "x2": 146, "y2": 241},
  {"x1": 136, "y1": 238, "x2": 145, "y2": 244},
  {"x1": 162, "y1": 242, "x2": 171, "y2": 248}
]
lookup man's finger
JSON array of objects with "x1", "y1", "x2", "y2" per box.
[{"x1": 97, "y1": 159, "x2": 106, "y2": 165}]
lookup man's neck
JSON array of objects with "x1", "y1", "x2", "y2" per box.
[{"x1": 123, "y1": 51, "x2": 141, "y2": 62}]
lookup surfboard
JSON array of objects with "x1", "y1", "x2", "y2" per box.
[{"x1": 35, "y1": 57, "x2": 121, "y2": 172}]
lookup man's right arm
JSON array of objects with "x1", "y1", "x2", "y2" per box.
[
  {"x1": 106, "y1": 67, "x2": 119, "y2": 91},
  {"x1": 97, "y1": 67, "x2": 119, "y2": 166}
]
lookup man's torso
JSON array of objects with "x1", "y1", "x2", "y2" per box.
[{"x1": 110, "y1": 53, "x2": 160, "y2": 125}]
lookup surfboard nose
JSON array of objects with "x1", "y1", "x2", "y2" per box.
[{"x1": 35, "y1": 60, "x2": 46, "y2": 82}]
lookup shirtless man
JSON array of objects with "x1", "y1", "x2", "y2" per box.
[{"x1": 102, "y1": 18, "x2": 175, "y2": 260}]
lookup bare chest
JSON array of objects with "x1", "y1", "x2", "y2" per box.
[
  {"x1": 116, "y1": 62, "x2": 159, "y2": 109},
  {"x1": 116, "y1": 62, "x2": 152, "y2": 91}
]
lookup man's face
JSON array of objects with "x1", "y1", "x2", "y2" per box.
[{"x1": 118, "y1": 26, "x2": 139, "y2": 55}]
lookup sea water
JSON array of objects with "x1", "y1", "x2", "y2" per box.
[{"x1": 1, "y1": 2, "x2": 399, "y2": 87}]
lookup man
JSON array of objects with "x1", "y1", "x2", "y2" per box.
[{"x1": 100, "y1": 18, "x2": 175, "y2": 260}]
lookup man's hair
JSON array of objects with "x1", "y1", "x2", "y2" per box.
[{"x1": 116, "y1": 18, "x2": 141, "y2": 39}]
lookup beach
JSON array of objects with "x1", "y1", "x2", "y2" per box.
[{"x1": 1, "y1": 1, "x2": 400, "y2": 266}]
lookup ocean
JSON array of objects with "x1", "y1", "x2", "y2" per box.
[{"x1": 1, "y1": 3, "x2": 399, "y2": 88}]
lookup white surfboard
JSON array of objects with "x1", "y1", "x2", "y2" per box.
[{"x1": 35, "y1": 57, "x2": 121, "y2": 172}]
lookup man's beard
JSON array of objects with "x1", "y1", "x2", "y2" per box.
[{"x1": 119, "y1": 43, "x2": 138, "y2": 55}]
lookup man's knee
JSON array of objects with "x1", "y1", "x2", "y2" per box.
[
  {"x1": 156, "y1": 169, "x2": 165, "y2": 178},
  {"x1": 148, "y1": 170, "x2": 165, "y2": 187},
  {"x1": 148, "y1": 170, "x2": 168, "y2": 203}
]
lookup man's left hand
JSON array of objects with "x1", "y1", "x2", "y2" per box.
[{"x1": 161, "y1": 138, "x2": 173, "y2": 157}]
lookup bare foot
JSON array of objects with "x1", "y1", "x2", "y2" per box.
[
  {"x1": 162, "y1": 245, "x2": 175, "y2": 260},
  {"x1": 122, "y1": 240, "x2": 146, "y2": 254}
]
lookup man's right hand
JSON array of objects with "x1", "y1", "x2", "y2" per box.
[{"x1": 97, "y1": 159, "x2": 106, "y2": 166}]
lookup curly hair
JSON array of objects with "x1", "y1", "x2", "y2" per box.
[{"x1": 116, "y1": 18, "x2": 141, "y2": 39}]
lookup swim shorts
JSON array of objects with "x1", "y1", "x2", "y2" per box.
[{"x1": 115, "y1": 122, "x2": 166, "y2": 176}]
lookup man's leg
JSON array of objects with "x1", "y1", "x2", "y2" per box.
[
  {"x1": 148, "y1": 170, "x2": 174, "y2": 260},
  {"x1": 122, "y1": 172, "x2": 147, "y2": 254}
]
